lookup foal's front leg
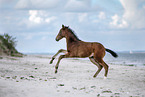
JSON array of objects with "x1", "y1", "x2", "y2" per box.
[
  {"x1": 50, "y1": 49, "x2": 67, "y2": 64},
  {"x1": 55, "y1": 55, "x2": 66, "y2": 73}
]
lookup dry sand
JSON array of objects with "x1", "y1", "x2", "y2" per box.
[{"x1": 0, "y1": 55, "x2": 145, "y2": 97}]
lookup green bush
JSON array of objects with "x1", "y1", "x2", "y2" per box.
[
  {"x1": 2, "y1": 33, "x2": 17, "y2": 50},
  {"x1": 0, "y1": 33, "x2": 22, "y2": 56}
]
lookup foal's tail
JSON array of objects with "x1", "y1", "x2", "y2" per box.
[{"x1": 105, "y1": 48, "x2": 118, "y2": 58}]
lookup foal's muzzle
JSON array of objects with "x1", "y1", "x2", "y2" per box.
[{"x1": 55, "y1": 38, "x2": 59, "y2": 41}]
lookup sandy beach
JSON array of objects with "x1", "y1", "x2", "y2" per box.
[{"x1": 0, "y1": 55, "x2": 145, "y2": 97}]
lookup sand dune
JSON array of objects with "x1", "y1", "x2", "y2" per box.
[{"x1": 0, "y1": 55, "x2": 145, "y2": 97}]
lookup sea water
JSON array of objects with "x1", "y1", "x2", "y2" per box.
[
  {"x1": 27, "y1": 52, "x2": 145, "y2": 67},
  {"x1": 104, "y1": 52, "x2": 145, "y2": 66}
]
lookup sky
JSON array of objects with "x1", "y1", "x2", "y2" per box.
[{"x1": 0, "y1": 0, "x2": 145, "y2": 53}]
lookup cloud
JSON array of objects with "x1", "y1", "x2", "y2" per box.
[
  {"x1": 110, "y1": 14, "x2": 128, "y2": 28},
  {"x1": 29, "y1": 10, "x2": 43, "y2": 23},
  {"x1": 14, "y1": 0, "x2": 97, "y2": 12},
  {"x1": 15, "y1": 0, "x2": 61, "y2": 9},
  {"x1": 119, "y1": 0, "x2": 145, "y2": 29},
  {"x1": 45, "y1": 16, "x2": 57, "y2": 24},
  {"x1": 98, "y1": 11, "x2": 106, "y2": 19},
  {"x1": 109, "y1": 0, "x2": 145, "y2": 29},
  {"x1": 28, "y1": 10, "x2": 57, "y2": 26},
  {"x1": 15, "y1": 0, "x2": 31, "y2": 9}
]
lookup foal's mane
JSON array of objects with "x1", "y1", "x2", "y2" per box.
[{"x1": 66, "y1": 27, "x2": 81, "y2": 41}]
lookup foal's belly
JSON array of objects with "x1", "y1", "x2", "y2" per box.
[
  {"x1": 77, "y1": 51, "x2": 92, "y2": 58},
  {"x1": 68, "y1": 48, "x2": 92, "y2": 58}
]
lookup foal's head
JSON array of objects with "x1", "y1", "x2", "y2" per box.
[{"x1": 56, "y1": 24, "x2": 69, "y2": 41}]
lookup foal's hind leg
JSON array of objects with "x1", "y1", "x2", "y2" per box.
[
  {"x1": 89, "y1": 57, "x2": 103, "y2": 78},
  {"x1": 50, "y1": 49, "x2": 67, "y2": 64},
  {"x1": 102, "y1": 61, "x2": 109, "y2": 78},
  {"x1": 98, "y1": 59, "x2": 109, "y2": 78},
  {"x1": 93, "y1": 56, "x2": 109, "y2": 78}
]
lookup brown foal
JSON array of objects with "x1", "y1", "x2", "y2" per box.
[{"x1": 50, "y1": 25, "x2": 118, "y2": 78}]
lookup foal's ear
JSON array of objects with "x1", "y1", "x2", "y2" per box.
[
  {"x1": 62, "y1": 24, "x2": 65, "y2": 28},
  {"x1": 66, "y1": 26, "x2": 69, "y2": 28}
]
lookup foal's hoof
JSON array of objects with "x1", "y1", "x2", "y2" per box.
[
  {"x1": 55, "y1": 70, "x2": 58, "y2": 74},
  {"x1": 50, "y1": 60, "x2": 53, "y2": 64},
  {"x1": 50, "y1": 58, "x2": 55, "y2": 64}
]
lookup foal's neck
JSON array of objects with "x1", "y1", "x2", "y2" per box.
[{"x1": 66, "y1": 31, "x2": 80, "y2": 44}]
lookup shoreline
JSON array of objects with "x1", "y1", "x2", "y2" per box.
[
  {"x1": 13, "y1": 52, "x2": 145, "y2": 67},
  {"x1": 0, "y1": 55, "x2": 145, "y2": 97}
]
